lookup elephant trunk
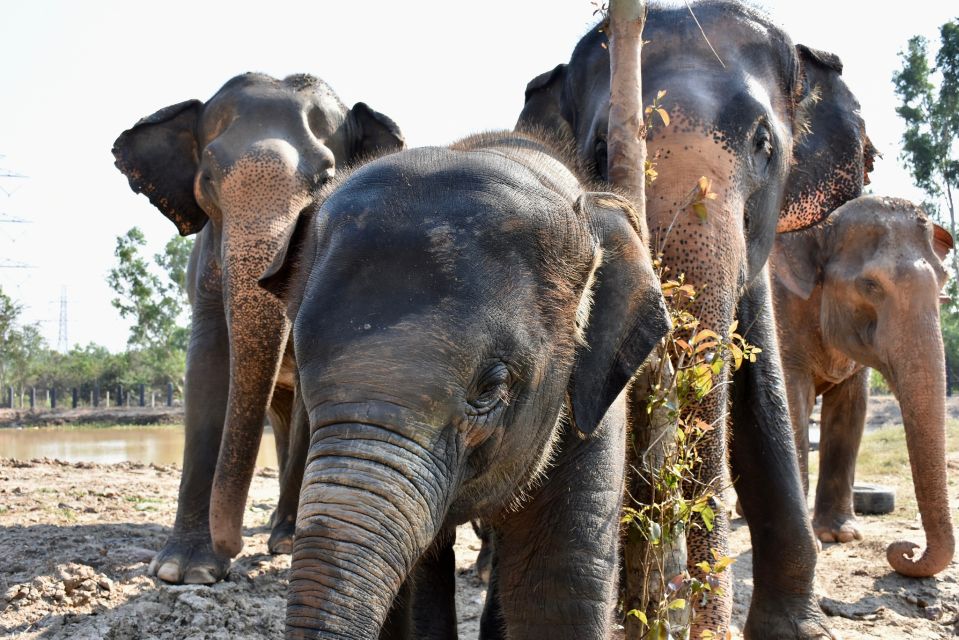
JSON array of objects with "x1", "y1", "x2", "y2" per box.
[
  {"x1": 209, "y1": 144, "x2": 309, "y2": 558},
  {"x1": 885, "y1": 313, "x2": 955, "y2": 577},
  {"x1": 287, "y1": 423, "x2": 450, "y2": 639}
]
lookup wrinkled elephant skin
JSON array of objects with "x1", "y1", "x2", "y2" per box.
[
  {"x1": 774, "y1": 195, "x2": 955, "y2": 577},
  {"x1": 112, "y1": 73, "x2": 404, "y2": 583},
  {"x1": 262, "y1": 131, "x2": 670, "y2": 639},
  {"x1": 516, "y1": 3, "x2": 873, "y2": 637}
]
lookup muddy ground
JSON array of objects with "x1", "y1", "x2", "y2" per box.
[
  {"x1": 1, "y1": 398, "x2": 958, "y2": 639},
  {"x1": 0, "y1": 407, "x2": 184, "y2": 429}
]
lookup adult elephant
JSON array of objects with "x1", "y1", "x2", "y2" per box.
[
  {"x1": 112, "y1": 73, "x2": 404, "y2": 584},
  {"x1": 259, "y1": 130, "x2": 671, "y2": 639},
  {"x1": 773, "y1": 195, "x2": 955, "y2": 576},
  {"x1": 517, "y1": 4, "x2": 873, "y2": 637}
]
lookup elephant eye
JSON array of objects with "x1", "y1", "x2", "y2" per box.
[
  {"x1": 856, "y1": 277, "x2": 884, "y2": 299},
  {"x1": 753, "y1": 123, "x2": 774, "y2": 168},
  {"x1": 468, "y1": 362, "x2": 511, "y2": 414}
]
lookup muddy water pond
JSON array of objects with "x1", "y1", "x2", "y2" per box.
[{"x1": 0, "y1": 425, "x2": 278, "y2": 467}]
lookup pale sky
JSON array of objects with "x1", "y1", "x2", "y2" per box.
[{"x1": 1, "y1": 1, "x2": 955, "y2": 352}]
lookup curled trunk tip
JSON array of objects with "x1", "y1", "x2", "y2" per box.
[{"x1": 886, "y1": 535, "x2": 954, "y2": 578}]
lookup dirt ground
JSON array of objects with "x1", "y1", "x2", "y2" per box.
[{"x1": 1, "y1": 398, "x2": 958, "y2": 639}]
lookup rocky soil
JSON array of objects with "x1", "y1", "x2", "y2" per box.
[{"x1": 1, "y1": 398, "x2": 958, "y2": 639}]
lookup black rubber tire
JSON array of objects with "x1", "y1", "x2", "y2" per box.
[{"x1": 853, "y1": 484, "x2": 896, "y2": 515}]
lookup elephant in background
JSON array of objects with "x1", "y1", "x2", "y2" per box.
[
  {"x1": 259, "y1": 130, "x2": 670, "y2": 639},
  {"x1": 516, "y1": 3, "x2": 874, "y2": 636},
  {"x1": 772, "y1": 195, "x2": 955, "y2": 577},
  {"x1": 112, "y1": 73, "x2": 404, "y2": 584}
]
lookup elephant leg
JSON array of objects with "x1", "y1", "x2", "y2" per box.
[
  {"x1": 730, "y1": 271, "x2": 831, "y2": 639},
  {"x1": 812, "y1": 368, "x2": 867, "y2": 544},
  {"x1": 479, "y1": 542, "x2": 506, "y2": 640},
  {"x1": 267, "y1": 385, "x2": 299, "y2": 554},
  {"x1": 378, "y1": 528, "x2": 458, "y2": 640},
  {"x1": 380, "y1": 577, "x2": 413, "y2": 640},
  {"x1": 412, "y1": 528, "x2": 459, "y2": 638},
  {"x1": 787, "y1": 370, "x2": 817, "y2": 496},
  {"x1": 472, "y1": 520, "x2": 493, "y2": 585},
  {"x1": 493, "y1": 400, "x2": 625, "y2": 639},
  {"x1": 150, "y1": 293, "x2": 232, "y2": 584}
]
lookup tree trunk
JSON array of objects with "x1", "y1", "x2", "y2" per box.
[{"x1": 606, "y1": 2, "x2": 687, "y2": 637}]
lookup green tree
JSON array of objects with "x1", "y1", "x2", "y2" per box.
[
  {"x1": 0, "y1": 287, "x2": 22, "y2": 390},
  {"x1": 0, "y1": 286, "x2": 47, "y2": 393},
  {"x1": 892, "y1": 20, "x2": 959, "y2": 287},
  {"x1": 107, "y1": 228, "x2": 193, "y2": 385}
]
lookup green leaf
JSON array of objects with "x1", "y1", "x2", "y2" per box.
[
  {"x1": 668, "y1": 598, "x2": 687, "y2": 610},
  {"x1": 692, "y1": 201, "x2": 708, "y2": 221},
  {"x1": 627, "y1": 609, "x2": 648, "y2": 625},
  {"x1": 700, "y1": 504, "x2": 715, "y2": 531}
]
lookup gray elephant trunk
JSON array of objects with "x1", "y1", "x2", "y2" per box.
[
  {"x1": 885, "y1": 314, "x2": 955, "y2": 577},
  {"x1": 287, "y1": 422, "x2": 453, "y2": 639}
]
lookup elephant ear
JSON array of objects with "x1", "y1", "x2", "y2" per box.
[
  {"x1": 515, "y1": 64, "x2": 573, "y2": 140},
  {"x1": 771, "y1": 230, "x2": 822, "y2": 300},
  {"x1": 568, "y1": 192, "x2": 670, "y2": 435},
  {"x1": 112, "y1": 100, "x2": 207, "y2": 236},
  {"x1": 345, "y1": 102, "x2": 405, "y2": 162},
  {"x1": 779, "y1": 44, "x2": 874, "y2": 233},
  {"x1": 933, "y1": 223, "x2": 954, "y2": 263},
  {"x1": 259, "y1": 209, "x2": 316, "y2": 319}
]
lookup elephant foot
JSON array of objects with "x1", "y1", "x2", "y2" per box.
[
  {"x1": 813, "y1": 511, "x2": 863, "y2": 543},
  {"x1": 268, "y1": 510, "x2": 296, "y2": 555},
  {"x1": 149, "y1": 534, "x2": 231, "y2": 584},
  {"x1": 471, "y1": 519, "x2": 493, "y2": 585},
  {"x1": 744, "y1": 592, "x2": 835, "y2": 639}
]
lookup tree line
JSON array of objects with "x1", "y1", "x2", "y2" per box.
[
  {"x1": 0, "y1": 229, "x2": 193, "y2": 407},
  {"x1": 893, "y1": 17, "x2": 959, "y2": 391}
]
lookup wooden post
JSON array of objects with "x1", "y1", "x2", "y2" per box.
[
  {"x1": 73, "y1": 387, "x2": 79, "y2": 409},
  {"x1": 167, "y1": 382, "x2": 174, "y2": 407},
  {"x1": 607, "y1": 1, "x2": 688, "y2": 636},
  {"x1": 139, "y1": 384, "x2": 145, "y2": 407}
]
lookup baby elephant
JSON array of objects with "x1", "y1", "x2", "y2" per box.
[
  {"x1": 772, "y1": 195, "x2": 955, "y2": 577},
  {"x1": 260, "y1": 130, "x2": 670, "y2": 639}
]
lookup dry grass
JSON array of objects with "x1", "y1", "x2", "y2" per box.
[{"x1": 809, "y1": 419, "x2": 959, "y2": 518}]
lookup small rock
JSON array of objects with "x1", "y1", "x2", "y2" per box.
[
  {"x1": 178, "y1": 591, "x2": 215, "y2": 611},
  {"x1": 905, "y1": 594, "x2": 919, "y2": 606},
  {"x1": 83, "y1": 506, "x2": 97, "y2": 514},
  {"x1": 78, "y1": 578, "x2": 97, "y2": 592},
  {"x1": 97, "y1": 577, "x2": 113, "y2": 592},
  {"x1": 922, "y1": 605, "x2": 943, "y2": 620}
]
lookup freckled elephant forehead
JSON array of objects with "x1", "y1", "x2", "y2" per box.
[
  {"x1": 320, "y1": 146, "x2": 579, "y2": 243},
  {"x1": 201, "y1": 74, "x2": 346, "y2": 137}
]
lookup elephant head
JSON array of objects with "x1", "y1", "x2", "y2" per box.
[
  {"x1": 516, "y1": 4, "x2": 875, "y2": 633},
  {"x1": 260, "y1": 132, "x2": 669, "y2": 638},
  {"x1": 518, "y1": 16, "x2": 874, "y2": 297},
  {"x1": 774, "y1": 195, "x2": 955, "y2": 577},
  {"x1": 112, "y1": 73, "x2": 404, "y2": 558}
]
